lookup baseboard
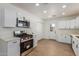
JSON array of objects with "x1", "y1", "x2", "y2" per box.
[
  {"x1": 56, "y1": 40, "x2": 72, "y2": 45},
  {"x1": 41, "y1": 38, "x2": 71, "y2": 45}
]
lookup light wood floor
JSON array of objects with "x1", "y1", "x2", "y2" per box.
[{"x1": 27, "y1": 39, "x2": 75, "y2": 56}]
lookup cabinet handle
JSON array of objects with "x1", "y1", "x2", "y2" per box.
[
  {"x1": 13, "y1": 41, "x2": 17, "y2": 43},
  {"x1": 76, "y1": 45, "x2": 78, "y2": 48},
  {"x1": 73, "y1": 41, "x2": 74, "y2": 44}
]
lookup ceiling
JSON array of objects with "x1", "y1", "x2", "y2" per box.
[{"x1": 12, "y1": 3, "x2": 79, "y2": 20}]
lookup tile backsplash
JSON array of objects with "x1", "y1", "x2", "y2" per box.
[{"x1": 0, "y1": 27, "x2": 30, "y2": 38}]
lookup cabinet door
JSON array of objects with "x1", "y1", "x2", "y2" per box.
[
  {"x1": 65, "y1": 21, "x2": 68, "y2": 29},
  {"x1": 75, "y1": 19, "x2": 79, "y2": 28},
  {"x1": 74, "y1": 39, "x2": 78, "y2": 55},
  {"x1": 72, "y1": 37, "x2": 78, "y2": 56},
  {"x1": 33, "y1": 34, "x2": 38, "y2": 47},
  {"x1": 58, "y1": 21, "x2": 66, "y2": 29},
  {"x1": 77, "y1": 40, "x2": 79, "y2": 56},
  {"x1": 4, "y1": 7, "x2": 16, "y2": 27},
  {"x1": 66, "y1": 21, "x2": 71, "y2": 29},
  {"x1": 58, "y1": 34, "x2": 66, "y2": 43},
  {"x1": 8, "y1": 39, "x2": 20, "y2": 56},
  {"x1": 65, "y1": 35, "x2": 72, "y2": 44},
  {"x1": 72, "y1": 37, "x2": 75, "y2": 49},
  {"x1": 70, "y1": 20, "x2": 75, "y2": 29}
]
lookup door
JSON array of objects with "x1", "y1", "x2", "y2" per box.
[{"x1": 4, "y1": 7, "x2": 16, "y2": 27}]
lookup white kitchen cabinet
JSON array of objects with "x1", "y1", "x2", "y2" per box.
[
  {"x1": 0, "y1": 6, "x2": 16, "y2": 27},
  {"x1": 58, "y1": 19, "x2": 78, "y2": 29},
  {"x1": 70, "y1": 19, "x2": 77, "y2": 29},
  {"x1": 72, "y1": 36, "x2": 79, "y2": 56},
  {"x1": 61, "y1": 35, "x2": 71, "y2": 44},
  {"x1": 77, "y1": 40, "x2": 79, "y2": 55},
  {"x1": 0, "y1": 39, "x2": 20, "y2": 56},
  {"x1": 61, "y1": 34, "x2": 66, "y2": 42},
  {"x1": 58, "y1": 20, "x2": 71, "y2": 29},
  {"x1": 30, "y1": 21, "x2": 43, "y2": 47},
  {"x1": 72, "y1": 37, "x2": 75, "y2": 52},
  {"x1": 65, "y1": 21, "x2": 71, "y2": 29},
  {"x1": 72, "y1": 37, "x2": 77, "y2": 55},
  {"x1": 8, "y1": 39, "x2": 20, "y2": 56},
  {"x1": 65, "y1": 35, "x2": 72, "y2": 44},
  {"x1": 33, "y1": 34, "x2": 38, "y2": 48},
  {"x1": 75, "y1": 18, "x2": 79, "y2": 28},
  {"x1": 57, "y1": 33, "x2": 72, "y2": 44},
  {"x1": 65, "y1": 21, "x2": 68, "y2": 29},
  {"x1": 58, "y1": 21, "x2": 66, "y2": 29},
  {"x1": 49, "y1": 30, "x2": 56, "y2": 40}
]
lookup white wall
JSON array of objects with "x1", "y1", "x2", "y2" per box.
[{"x1": 43, "y1": 19, "x2": 58, "y2": 39}]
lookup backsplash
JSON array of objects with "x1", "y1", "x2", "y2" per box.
[{"x1": 0, "y1": 27, "x2": 31, "y2": 38}]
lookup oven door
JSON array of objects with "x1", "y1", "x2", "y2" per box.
[{"x1": 20, "y1": 39, "x2": 33, "y2": 54}]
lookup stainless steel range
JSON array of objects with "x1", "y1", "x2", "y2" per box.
[{"x1": 13, "y1": 30, "x2": 33, "y2": 56}]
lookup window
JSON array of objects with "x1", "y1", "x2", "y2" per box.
[{"x1": 50, "y1": 24, "x2": 55, "y2": 31}]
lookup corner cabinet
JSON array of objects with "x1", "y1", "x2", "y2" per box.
[{"x1": 0, "y1": 7, "x2": 16, "y2": 27}]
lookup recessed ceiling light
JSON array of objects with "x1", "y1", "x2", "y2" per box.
[
  {"x1": 62, "y1": 12, "x2": 65, "y2": 15},
  {"x1": 62, "y1": 5, "x2": 67, "y2": 8},
  {"x1": 43, "y1": 10, "x2": 47, "y2": 14},
  {"x1": 35, "y1": 3, "x2": 40, "y2": 6}
]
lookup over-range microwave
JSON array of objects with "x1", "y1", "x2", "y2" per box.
[{"x1": 16, "y1": 18, "x2": 30, "y2": 28}]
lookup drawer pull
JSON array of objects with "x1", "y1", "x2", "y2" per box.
[
  {"x1": 76, "y1": 45, "x2": 78, "y2": 48},
  {"x1": 13, "y1": 41, "x2": 17, "y2": 43}
]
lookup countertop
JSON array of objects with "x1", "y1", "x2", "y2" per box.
[
  {"x1": 0, "y1": 36, "x2": 20, "y2": 42},
  {"x1": 70, "y1": 33, "x2": 79, "y2": 40},
  {"x1": 56, "y1": 29, "x2": 79, "y2": 35}
]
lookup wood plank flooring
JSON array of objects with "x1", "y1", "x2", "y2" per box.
[{"x1": 27, "y1": 39, "x2": 75, "y2": 56}]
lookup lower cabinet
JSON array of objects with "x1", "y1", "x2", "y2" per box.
[
  {"x1": 33, "y1": 34, "x2": 38, "y2": 48},
  {"x1": 57, "y1": 34, "x2": 72, "y2": 44},
  {"x1": 72, "y1": 37, "x2": 79, "y2": 56},
  {"x1": 0, "y1": 39, "x2": 20, "y2": 56},
  {"x1": 65, "y1": 35, "x2": 72, "y2": 44},
  {"x1": 8, "y1": 39, "x2": 20, "y2": 56}
]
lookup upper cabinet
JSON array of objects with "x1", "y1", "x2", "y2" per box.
[
  {"x1": 0, "y1": 5, "x2": 16, "y2": 27},
  {"x1": 58, "y1": 18, "x2": 79, "y2": 29},
  {"x1": 58, "y1": 21, "x2": 66, "y2": 29},
  {"x1": 75, "y1": 17, "x2": 79, "y2": 28}
]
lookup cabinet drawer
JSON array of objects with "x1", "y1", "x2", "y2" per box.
[{"x1": 8, "y1": 39, "x2": 19, "y2": 46}]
